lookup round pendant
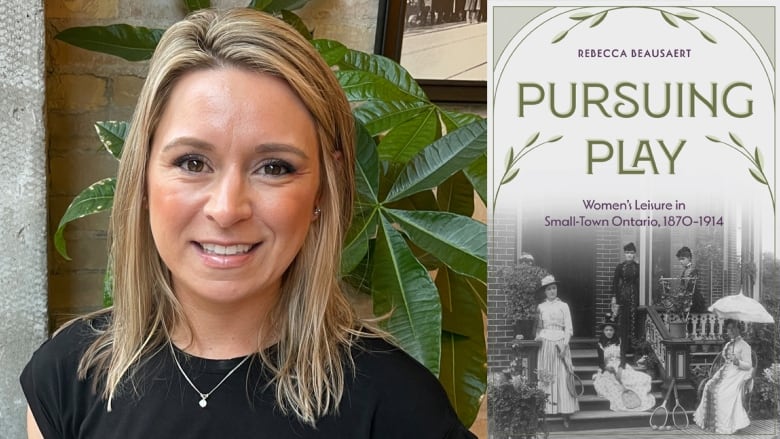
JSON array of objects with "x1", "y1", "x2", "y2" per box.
[{"x1": 199, "y1": 399, "x2": 207, "y2": 408}]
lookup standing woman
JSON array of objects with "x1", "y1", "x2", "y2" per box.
[
  {"x1": 611, "y1": 242, "x2": 639, "y2": 367},
  {"x1": 535, "y1": 275, "x2": 579, "y2": 427},
  {"x1": 20, "y1": 9, "x2": 474, "y2": 439},
  {"x1": 694, "y1": 319, "x2": 753, "y2": 434},
  {"x1": 676, "y1": 246, "x2": 706, "y2": 313}
]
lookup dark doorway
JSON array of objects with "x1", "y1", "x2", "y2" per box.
[{"x1": 521, "y1": 224, "x2": 597, "y2": 337}]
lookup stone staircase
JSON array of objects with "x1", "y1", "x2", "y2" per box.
[{"x1": 543, "y1": 337, "x2": 670, "y2": 431}]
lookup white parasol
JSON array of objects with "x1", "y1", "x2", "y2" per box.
[{"x1": 707, "y1": 291, "x2": 775, "y2": 324}]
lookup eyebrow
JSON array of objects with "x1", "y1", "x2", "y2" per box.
[{"x1": 161, "y1": 136, "x2": 310, "y2": 159}]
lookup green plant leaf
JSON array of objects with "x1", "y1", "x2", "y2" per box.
[
  {"x1": 55, "y1": 24, "x2": 164, "y2": 61},
  {"x1": 385, "y1": 209, "x2": 486, "y2": 281},
  {"x1": 280, "y1": 10, "x2": 312, "y2": 39},
  {"x1": 339, "y1": 50, "x2": 428, "y2": 101},
  {"x1": 590, "y1": 11, "x2": 607, "y2": 27},
  {"x1": 353, "y1": 100, "x2": 431, "y2": 135},
  {"x1": 373, "y1": 215, "x2": 442, "y2": 375},
  {"x1": 464, "y1": 154, "x2": 487, "y2": 205},
  {"x1": 437, "y1": 269, "x2": 487, "y2": 426},
  {"x1": 383, "y1": 189, "x2": 438, "y2": 212},
  {"x1": 184, "y1": 0, "x2": 210, "y2": 12},
  {"x1": 311, "y1": 39, "x2": 349, "y2": 66},
  {"x1": 257, "y1": 0, "x2": 310, "y2": 11},
  {"x1": 336, "y1": 70, "x2": 422, "y2": 103},
  {"x1": 95, "y1": 121, "x2": 128, "y2": 159},
  {"x1": 385, "y1": 119, "x2": 487, "y2": 203},
  {"x1": 660, "y1": 11, "x2": 678, "y2": 28},
  {"x1": 464, "y1": 275, "x2": 487, "y2": 312},
  {"x1": 103, "y1": 257, "x2": 114, "y2": 307},
  {"x1": 355, "y1": 119, "x2": 380, "y2": 205},
  {"x1": 437, "y1": 171, "x2": 474, "y2": 217},
  {"x1": 54, "y1": 177, "x2": 116, "y2": 260},
  {"x1": 378, "y1": 107, "x2": 439, "y2": 163},
  {"x1": 441, "y1": 111, "x2": 484, "y2": 132},
  {"x1": 750, "y1": 168, "x2": 767, "y2": 185},
  {"x1": 247, "y1": 0, "x2": 273, "y2": 10},
  {"x1": 700, "y1": 30, "x2": 717, "y2": 44},
  {"x1": 342, "y1": 207, "x2": 376, "y2": 275}
]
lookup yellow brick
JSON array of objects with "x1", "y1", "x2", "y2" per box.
[
  {"x1": 112, "y1": 75, "x2": 145, "y2": 108},
  {"x1": 48, "y1": 74, "x2": 108, "y2": 111},
  {"x1": 47, "y1": 0, "x2": 119, "y2": 19}
]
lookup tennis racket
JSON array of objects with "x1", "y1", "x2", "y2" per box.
[
  {"x1": 556, "y1": 345, "x2": 584, "y2": 397},
  {"x1": 649, "y1": 378, "x2": 675, "y2": 430},
  {"x1": 671, "y1": 381, "x2": 689, "y2": 429}
]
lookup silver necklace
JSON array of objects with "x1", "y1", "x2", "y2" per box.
[{"x1": 169, "y1": 342, "x2": 251, "y2": 408}]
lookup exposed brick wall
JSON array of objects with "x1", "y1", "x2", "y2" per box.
[{"x1": 487, "y1": 208, "x2": 517, "y2": 373}]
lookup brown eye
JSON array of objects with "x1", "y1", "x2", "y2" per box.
[{"x1": 185, "y1": 159, "x2": 205, "y2": 172}]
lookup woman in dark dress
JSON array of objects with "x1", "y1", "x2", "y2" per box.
[
  {"x1": 611, "y1": 242, "x2": 639, "y2": 366},
  {"x1": 676, "y1": 246, "x2": 706, "y2": 313}
]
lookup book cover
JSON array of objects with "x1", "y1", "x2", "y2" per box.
[{"x1": 487, "y1": 1, "x2": 778, "y2": 436}]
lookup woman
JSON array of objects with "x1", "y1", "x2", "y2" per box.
[
  {"x1": 611, "y1": 242, "x2": 639, "y2": 367},
  {"x1": 676, "y1": 246, "x2": 706, "y2": 313},
  {"x1": 694, "y1": 319, "x2": 753, "y2": 434},
  {"x1": 592, "y1": 320, "x2": 655, "y2": 412},
  {"x1": 20, "y1": 9, "x2": 474, "y2": 439},
  {"x1": 535, "y1": 274, "x2": 578, "y2": 427}
]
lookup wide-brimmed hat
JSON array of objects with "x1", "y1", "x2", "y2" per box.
[{"x1": 538, "y1": 274, "x2": 559, "y2": 291}]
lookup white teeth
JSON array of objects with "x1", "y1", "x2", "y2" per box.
[{"x1": 201, "y1": 243, "x2": 252, "y2": 255}]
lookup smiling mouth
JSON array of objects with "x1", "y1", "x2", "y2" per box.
[{"x1": 199, "y1": 243, "x2": 256, "y2": 256}]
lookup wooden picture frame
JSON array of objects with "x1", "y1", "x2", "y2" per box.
[{"x1": 374, "y1": 0, "x2": 487, "y2": 103}]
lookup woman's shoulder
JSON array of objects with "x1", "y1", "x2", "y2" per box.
[{"x1": 23, "y1": 313, "x2": 108, "y2": 376}]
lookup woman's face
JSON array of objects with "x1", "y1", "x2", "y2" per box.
[
  {"x1": 678, "y1": 256, "x2": 691, "y2": 267},
  {"x1": 624, "y1": 251, "x2": 635, "y2": 262},
  {"x1": 726, "y1": 322, "x2": 740, "y2": 339},
  {"x1": 603, "y1": 326, "x2": 615, "y2": 338},
  {"x1": 147, "y1": 67, "x2": 320, "y2": 308},
  {"x1": 544, "y1": 284, "x2": 558, "y2": 300}
]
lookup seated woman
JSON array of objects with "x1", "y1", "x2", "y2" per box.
[
  {"x1": 592, "y1": 320, "x2": 655, "y2": 411},
  {"x1": 694, "y1": 319, "x2": 753, "y2": 434}
]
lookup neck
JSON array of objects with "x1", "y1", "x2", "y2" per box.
[{"x1": 171, "y1": 289, "x2": 280, "y2": 359}]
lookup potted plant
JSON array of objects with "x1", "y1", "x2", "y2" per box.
[
  {"x1": 488, "y1": 339, "x2": 549, "y2": 439},
  {"x1": 498, "y1": 254, "x2": 548, "y2": 340},
  {"x1": 658, "y1": 276, "x2": 693, "y2": 338}
]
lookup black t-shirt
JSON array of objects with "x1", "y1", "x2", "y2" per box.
[{"x1": 21, "y1": 317, "x2": 476, "y2": 438}]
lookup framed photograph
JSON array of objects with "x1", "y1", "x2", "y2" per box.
[{"x1": 375, "y1": 0, "x2": 487, "y2": 103}]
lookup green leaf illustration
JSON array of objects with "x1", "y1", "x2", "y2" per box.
[
  {"x1": 569, "y1": 12, "x2": 595, "y2": 20},
  {"x1": 700, "y1": 30, "x2": 717, "y2": 43},
  {"x1": 750, "y1": 169, "x2": 767, "y2": 185},
  {"x1": 551, "y1": 30, "x2": 568, "y2": 44},
  {"x1": 729, "y1": 132, "x2": 744, "y2": 148},
  {"x1": 523, "y1": 132, "x2": 539, "y2": 149},
  {"x1": 501, "y1": 168, "x2": 520, "y2": 185},
  {"x1": 548, "y1": 135, "x2": 564, "y2": 143},
  {"x1": 674, "y1": 12, "x2": 699, "y2": 20},
  {"x1": 590, "y1": 11, "x2": 608, "y2": 27},
  {"x1": 753, "y1": 147, "x2": 764, "y2": 169},
  {"x1": 660, "y1": 11, "x2": 678, "y2": 27},
  {"x1": 705, "y1": 135, "x2": 721, "y2": 143}
]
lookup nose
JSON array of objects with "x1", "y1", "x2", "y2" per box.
[{"x1": 203, "y1": 167, "x2": 252, "y2": 228}]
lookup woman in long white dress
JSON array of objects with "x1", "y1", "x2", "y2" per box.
[
  {"x1": 592, "y1": 321, "x2": 655, "y2": 411},
  {"x1": 535, "y1": 275, "x2": 579, "y2": 427},
  {"x1": 694, "y1": 319, "x2": 753, "y2": 433}
]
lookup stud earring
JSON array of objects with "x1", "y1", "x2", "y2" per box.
[{"x1": 314, "y1": 207, "x2": 321, "y2": 217}]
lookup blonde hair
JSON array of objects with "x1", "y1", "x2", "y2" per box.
[{"x1": 79, "y1": 8, "x2": 364, "y2": 425}]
